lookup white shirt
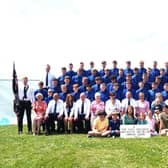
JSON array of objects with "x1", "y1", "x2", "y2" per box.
[
  {"x1": 46, "y1": 99, "x2": 64, "y2": 116},
  {"x1": 74, "y1": 98, "x2": 91, "y2": 119},
  {"x1": 64, "y1": 102, "x2": 75, "y2": 118},
  {"x1": 105, "y1": 99, "x2": 121, "y2": 115},
  {"x1": 121, "y1": 98, "x2": 137, "y2": 113},
  {"x1": 18, "y1": 85, "x2": 34, "y2": 102},
  {"x1": 42, "y1": 71, "x2": 55, "y2": 88}
]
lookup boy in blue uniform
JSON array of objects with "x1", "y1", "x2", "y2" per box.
[{"x1": 108, "y1": 111, "x2": 120, "y2": 138}]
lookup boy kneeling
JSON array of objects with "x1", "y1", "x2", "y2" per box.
[
  {"x1": 88, "y1": 111, "x2": 109, "y2": 137},
  {"x1": 108, "y1": 111, "x2": 120, "y2": 138}
]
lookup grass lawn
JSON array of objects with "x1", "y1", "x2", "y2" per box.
[{"x1": 0, "y1": 125, "x2": 168, "y2": 168}]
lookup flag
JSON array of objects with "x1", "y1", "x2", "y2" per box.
[
  {"x1": 12, "y1": 62, "x2": 20, "y2": 113},
  {"x1": 12, "y1": 62, "x2": 18, "y2": 95}
]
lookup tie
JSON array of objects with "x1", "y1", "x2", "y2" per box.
[
  {"x1": 46, "y1": 72, "x2": 48, "y2": 87},
  {"x1": 128, "y1": 99, "x2": 130, "y2": 105},
  {"x1": 54, "y1": 102, "x2": 57, "y2": 116},
  {"x1": 81, "y1": 101, "x2": 84, "y2": 114},
  {"x1": 23, "y1": 86, "x2": 27, "y2": 99}
]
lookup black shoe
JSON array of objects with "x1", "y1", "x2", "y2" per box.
[
  {"x1": 45, "y1": 132, "x2": 50, "y2": 136},
  {"x1": 87, "y1": 135, "x2": 92, "y2": 138}
]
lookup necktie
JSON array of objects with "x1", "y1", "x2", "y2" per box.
[
  {"x1": 128, "y1": 99, "x2": 130, "y2": 105},
  {"x1": 23, "y1": 86, "x2": 27, "y2": 99},
  {"x1": 81, "y1": 101, "x2": 84, "y2": 114},
  {"x1": 46, "y1": 73, "x2": 48, "y2": 87},
  {"x1": 54, "y1": 102, "x2": 57, "y2": 115}
]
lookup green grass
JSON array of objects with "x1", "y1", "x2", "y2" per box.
[{"x1": 0, "y1": 125, "x2": 168, "y2": 168}]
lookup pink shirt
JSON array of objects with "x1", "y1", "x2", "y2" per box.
[
  {"x1": 136, "y1": 100, "x2": 150, "y2": 115},
  {"x1": 90, "y1": 100, "x2": 105, "y2": 118}
]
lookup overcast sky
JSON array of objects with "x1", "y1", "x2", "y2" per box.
[{"x1": 0, "y1": 0, "x2": 168, "y2": 79}]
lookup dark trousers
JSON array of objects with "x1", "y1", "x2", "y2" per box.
[
  {"x1": 74, "y1": 114, "x2": 90, "y2": 133},
  {"x1": 18, "y1": 100, "x2": 32, "y2": 132},
  {"x1": 45, "y1": 113, "x2": 64, "y2": 134}
]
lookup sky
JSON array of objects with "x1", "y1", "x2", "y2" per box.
[{"x1": 0, "y1": 0, "x2": 168, "y2": 79}]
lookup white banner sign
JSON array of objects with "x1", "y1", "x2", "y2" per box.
[{"x1": 120, "y1": 125, "x2": 151, "y2": 138}]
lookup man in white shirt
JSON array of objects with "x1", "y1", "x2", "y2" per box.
[
  {"x1": 74, "y1": 93, "x2": 91, "y2": 133},
  {"x1": 18, "y1": 76, "x2": 34, "y2": 134},
  {"x1": 42, "y1": 64, "x2": 55, "y2": 89},
  {"x1": 105, "y1": 92, "x2": 121, "y2": 119},
  {"x1": 45, "y1": 93, "x2": 64, "y2": 135},
  {"x1": 121, "y1": 91, "x2": 137, "y2": 116}
]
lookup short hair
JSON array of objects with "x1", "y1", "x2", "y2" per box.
[
  {"x1": 126, "y1": 73, "x2": 132, "y2": 77},
  {"x1": 126, "y1": 61, "x2": 131, "y2": 64},
  {"x1": 95, "y1": 92, "x2": 101, "y2": 98},
  {"x1": 139, "y1": 60, "x2": 144, "y2": 64},
  {"x1": 109, "y1": 92, "x2": 116, "y2": 97},
  {"x1": 97, "y1": 110, "x2": 106, "y2": 116},
  {"x1": 80, "y1": 92, "x2": 86, "y2": 97},
  {"x1": 38, "y1": 81, "x2": 44, "y2": 85},
  {"x1": 101, "y1": 60, "x2": 106, "y2": 64},
  {"x1": 73, "y1": 84, "x2": 79, "y2": 88},
  {"x1": 22, "y1": 76, "x2": 28, "y2": 80},
  {"x1": 112, "y1": 60, "x2": 117, "y2": 64},
  {"x1": 113, "y1": 82, "x2": 119, "y2": 86},
  {"x1": 52, "y1": 78, "x2": 58, "y2": 81},
  {"x1": 95, "y1": 76, "x2": 101, "y2": 81},
  {"x1": 110, "y1": 75, "x2": 116, "y2": 80},
  {"x1": 61, "y1": 67, "x2": 66, "y2": 70},
  {"x1": 86, "y1": 84, "x2": 91, "y2": 88},
  {"x1": 105, "y1": 68, "x2": 109, "y2": 71},
  {"x1": 48, "y1": 89, "x2": 53, "y2": 92},
  {"x1": 64, "y1": 76, "x2": 70, "y2": 79}
]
